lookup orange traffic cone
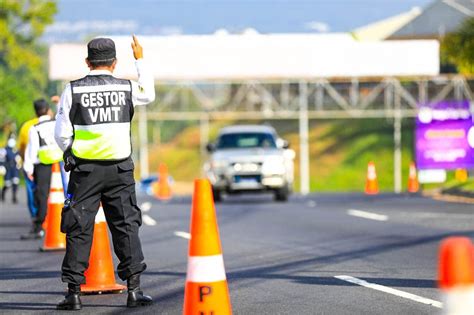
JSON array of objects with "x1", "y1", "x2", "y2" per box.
[
  {"x1": 40, "y1": 163, "x2": 66, "y2": 251},
  {"x1": 154, "y1": 163, "x2": 172, "y2": 200},
  {"x1": 183, "y1": 179, "x2": 232, "y2": 315},
  {"x1": 365, "y1": 161, "x2": 379, "y2": 195},
  {"x1": 81, "y1": 205, "x2": 126, "y2": 294},
  {"x1": 407, "y1": 162, "x2": 419, "y2": 193},
  {"x1": 438, "y1": 237, "x2": 474, "y2": 314},
  {"x1": 42, "y1": 211, "x2": 49, "y2": 231}
]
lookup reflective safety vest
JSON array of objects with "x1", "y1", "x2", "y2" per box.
[
  {"x1": 70, "y1": 75, "x2": 134, "y2": 161},
  {"x1": 34, "y1": 119, "x2": 63, "y2": 165}
]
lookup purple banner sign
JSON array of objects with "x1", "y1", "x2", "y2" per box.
[{"x1": 416, "y1": 100, "x2": 474, "y2": 170}]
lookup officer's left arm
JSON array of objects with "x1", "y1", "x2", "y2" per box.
[{"x1": 55, "y1": 84, "x2": 74, "y2": 151}]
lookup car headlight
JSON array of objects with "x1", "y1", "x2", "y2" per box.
[
  {"x1": 262, "y1": 157, "x2": 286, "y2": 175},
  {"x1": 211, "y1": 159, "x2": 228, "y2": 170}
]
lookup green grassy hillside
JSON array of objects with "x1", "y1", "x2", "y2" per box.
[{"x1": 146, "y1": 118, "x2": 420, "y2": 193}]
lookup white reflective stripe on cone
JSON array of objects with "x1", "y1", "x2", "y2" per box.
[
  {"x1": 443, "y1": 286, "x2": 474, "y2": 315},
  {"x1": 186, "y1": 255, "x2": 227, "y2": 283},
  {"x1": 95, "y1": 207, "x2": 106, "y2": 223},
  {"x1": 49, "y1": 191, "x2": 65, "y2": 204},
  {"x1": 51, "y1": 172, "x2": 63, "y2": 189}
]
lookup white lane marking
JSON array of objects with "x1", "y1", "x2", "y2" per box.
[
  {"x1": 347, "y1": 209, "x2": 388, "y2": 221},
  {"x1": 335, "y1": 275, "x2": 442, "y2": 309},
  {"x1": 398, "y1": 212, "x2": 474, "y2": 219},
  {"x1": 142, "y1": 214, "x2": 157, "y2": 226},
  {"x1": 174, "y1": 231, "x2": 191, "y2": 240},
  {"x1": 140, "y1": 202, "x2": 152, "y2": 212},
  {"x1": 307, "y1": 200, "x2": 317, "y2": 208}
]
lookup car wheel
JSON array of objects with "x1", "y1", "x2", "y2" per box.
[
  {"x1": 274, "y1": 186, "x2": 289, "y2": 202},
  {"x1": 213, "y1": 188, "x2": 223, "y2": 202}
]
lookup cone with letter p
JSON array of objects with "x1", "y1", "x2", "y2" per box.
[{"x1": 183, "y1": 179, "x2": 232, "y2": 315}]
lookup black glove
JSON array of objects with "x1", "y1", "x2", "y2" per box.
[{"x1": 63, "y1": 148, "x2": 76, "y2": 172}]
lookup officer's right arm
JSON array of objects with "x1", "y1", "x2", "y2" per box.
[
  {"x1": 131, "y1": 60, "x2": 156, "y2": 106},
  {"x1": 130, "y1": 35, "x2": 156, "y2": 106},
  {"x1": 54, "y1": 84, "x2": 74, "y2": 152},
  {"x1": 23, "y1": 128, "x2": 38, "y2": 178}
]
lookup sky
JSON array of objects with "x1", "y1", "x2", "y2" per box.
[{"x1": 44, "y1": 0, "x2": 434, "y2": 42}]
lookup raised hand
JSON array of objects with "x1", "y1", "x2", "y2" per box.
[{"x1": 131, "y1": 35, "x2": 143, "y2": 60}]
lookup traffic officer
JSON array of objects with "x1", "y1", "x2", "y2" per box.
[
  {"x1": 18, "y1": 106, "x2": 40, "y2": 218},
  {"x1": 22, "y1": 99, "x2": 63, "y2": 239},
  {"x1": 54, "y1": 36, "x2": 155, "y2": 310}
]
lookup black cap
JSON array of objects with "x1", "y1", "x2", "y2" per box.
[
  {"x1": 33, "y1": 99, "x2": 49, "y2": 113},
  {"x1": 87, "y1": 38, "x2": 116, "y2": 62}
]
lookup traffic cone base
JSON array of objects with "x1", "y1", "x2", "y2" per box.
[
  {"x1": 40, "y1": 163, "x2": 66, "y2": 251},
  {"x1": 152, "y1": 182, "x2": 171, "y2": 201},
  {"x1": 81, "y1": 207, "x2": 126, "y2": 294},
  {"x1": 81, "y1": 283, "x2": 125, "y2": 294}
]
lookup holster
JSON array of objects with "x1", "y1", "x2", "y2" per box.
[{"x1": 63, "y1": 148, "x2": 77, "y2": 172}]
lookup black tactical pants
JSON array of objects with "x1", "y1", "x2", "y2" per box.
[
  {"x1": 61, "y1": 158, "x2": 146, "y2": 285},
  {"x1": 33, "y1": 164, "x2": 52, "y2": 230}
]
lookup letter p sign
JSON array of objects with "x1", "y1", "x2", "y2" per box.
[{"x1": 199, "y1": 285, "x2": 212, "y2": 302}]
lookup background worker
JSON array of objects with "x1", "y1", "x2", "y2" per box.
[
  {"x1": 21, "y1": 99, "x2": 63, "y2": 240},
  {"x1": 18, "y1": 108, "x2": 40, "y2": 218},
  {"x1": 54, "y1": 36, "x2": 155, "y2": 310},
  {"x1": 0, "y1": 136, "x2": 21, "y2": 203}
]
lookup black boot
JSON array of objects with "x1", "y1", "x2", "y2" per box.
[
  {"x1": 12, "y1": 184, "x2": 18, "y2": 204},
  {"x1": 127, "y1": 274, "x2": 153, "y2": 308},
  {"x1": 57, "y1": 284, "x2": 82, "y2": 311},
  {"x1": 20, "y1": 222, "x2": 43, "y2": 240},
  {"x1": 1, "y1": 187, "x2": 6, "y2": 202}
]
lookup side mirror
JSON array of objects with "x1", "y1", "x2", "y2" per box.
[
  {"x1": 276, "y1": 138, "x2": 290, "y2": 149},
  {"x1": 206, "y1": 143, "x2": 215, "y2": 153}
]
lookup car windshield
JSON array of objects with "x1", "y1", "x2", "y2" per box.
[{"x1": 216, "y1": 132, "x2": 277, "y2": 149}]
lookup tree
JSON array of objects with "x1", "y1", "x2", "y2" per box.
[
  {"x1": 441, "y1": 17, "x2": 474, "y2": 74},
  {"x1": 0, "y1": 0, "x2": 57, "y2": 129}
]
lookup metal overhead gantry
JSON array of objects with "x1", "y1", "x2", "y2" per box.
[{"x1": 140, "y1": 76, "x2": 474, "y2": 194}]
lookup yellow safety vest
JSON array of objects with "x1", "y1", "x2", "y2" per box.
[{"x1": 34, "y1": 120, "x2": 63, "y2": 165}]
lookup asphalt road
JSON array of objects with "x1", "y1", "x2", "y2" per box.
[{"x1": 1, "y1": 190, "x2": 473, "y2": 314}]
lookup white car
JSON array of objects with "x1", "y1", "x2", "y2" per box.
[{"x1": 204, "y1": 125, "x2": 295, "y2": 202}]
